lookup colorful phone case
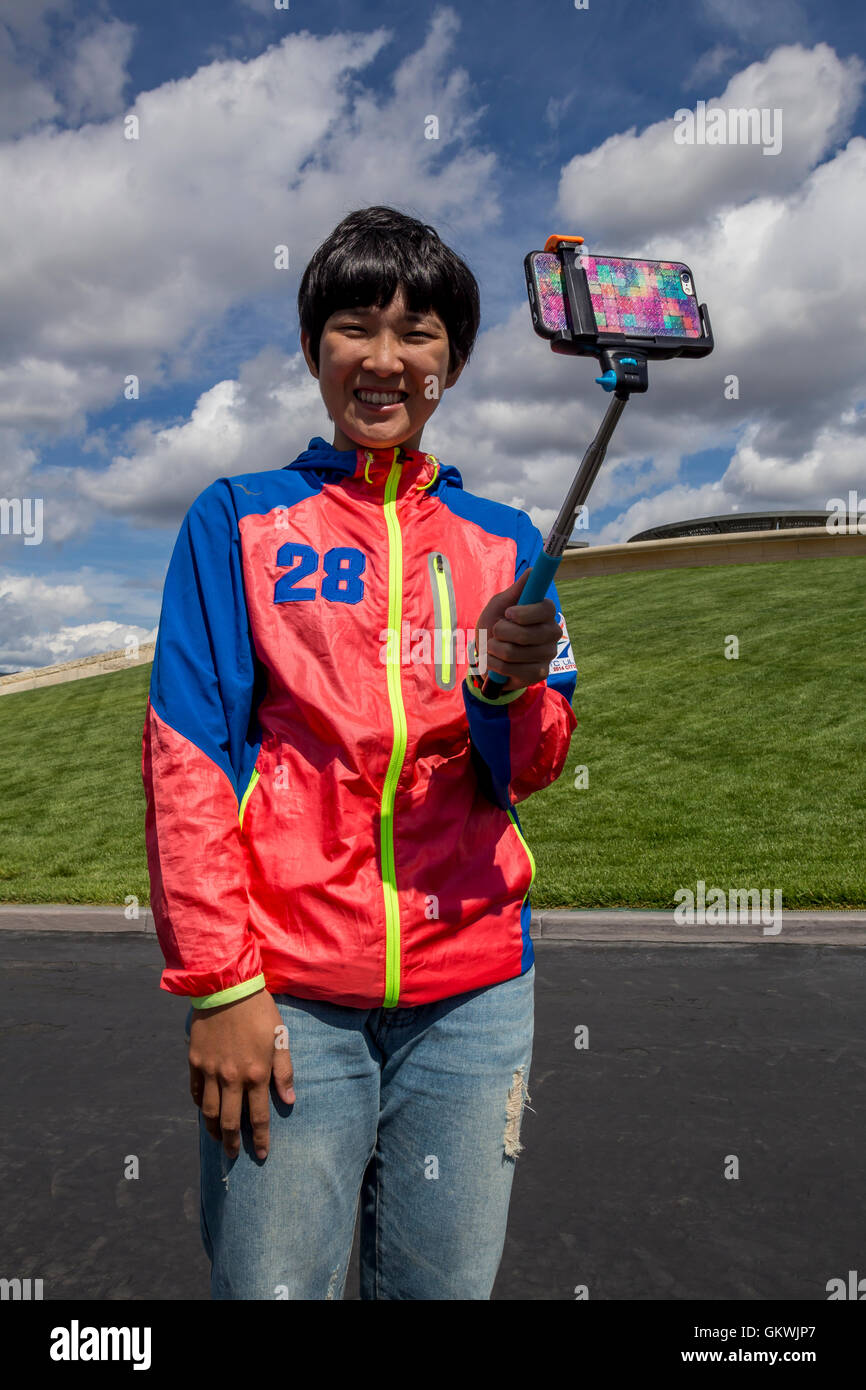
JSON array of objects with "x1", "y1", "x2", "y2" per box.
[
  {"x1": 582, "y1": 255, "x2": 703, "y2": 338},
  {"x1": 528, "y1": 251, "x2": 571, "y2": 334}
]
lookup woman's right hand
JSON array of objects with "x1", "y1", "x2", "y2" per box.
[{"x1": 188, "y1": 989, "x2": 295, "y2": 1161}]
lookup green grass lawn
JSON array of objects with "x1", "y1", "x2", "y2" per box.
[
  {"x1": 524, "y1": 554, "x2": 866, "y2": 908},
  {"x1": 0, "y1": 660, "x2": 152, "y2": 906},
  {"x1": 0, "y1": 554, "x2": 864, "y2": 908}
]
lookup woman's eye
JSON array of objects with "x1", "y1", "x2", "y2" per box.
[{"x1": 338, "y1": 326, "x2": 431, "y2": 340}]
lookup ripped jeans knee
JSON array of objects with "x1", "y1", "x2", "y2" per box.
[{"x1": 503, "y1": 1064, "x2": 532, "y2": 1159}]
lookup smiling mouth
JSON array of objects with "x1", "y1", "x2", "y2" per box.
[{"x1": 354, "y1": 389, "x2": 408, "y2": 406}]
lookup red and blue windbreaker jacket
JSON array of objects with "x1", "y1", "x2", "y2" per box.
[{"x1": 141, "y1": 436, "x2": 577, "y2": 1011}]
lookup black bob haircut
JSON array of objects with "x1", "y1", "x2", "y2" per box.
[{"x1": 297, "y1": 206, "x2": 481, "y2": 377}]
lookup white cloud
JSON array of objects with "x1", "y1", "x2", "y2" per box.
[
  {"x1": 594, "y1": 413, "x2": 866, "y2": 545},
  {"x1": 0, "y1": 429, "x2": 111, "y2": 544},
  {"x1": 544, "y1": 90, "x2": 578, "y2": 131},
  {"x1": 75, "y1": 42, "x2": 866, "y2": 549},
  {"x1": 685, "y1": 44, "x2": 740, "y2": 90},
  {"x1": 0, "y1": 568, "x2": 156, "y2": 674},
  {"x1": 0, "y1": 10, "x2": 497, "y2": 437},
  {"x1": 0, "y1": 0, "x2": 66, "y2": 45},
  {"x1": 0, "y1": 431, "x2": 41, "y2": 497},
  {"x1": 701, "y1": 0, "x2": 810, "y2": 41},
  {"x1": 538, "y1": 43, "x2": 866, "y2": 534},
  {"x1": 0, "y1": 45, "x2": 60, "y2": 139},
  {"x1": 73, "y1": 347, "x2": 325, "y2": 525},
  {"x1": 595, "y1": 481, "x2": 739, "y2": 546},
  {"x1": 0, "y1": 10, "x2": 135, "y2": 139},
  {"x1": 722, "y1": 418, "x2": 866, "y2": 505},
  {"x1": 0, "y1": 358, "x2": 117, "y2": 434},
  {"x1": 0, "y1": 5, "x2": 64, "y2": 140},
  {"x1": 556, "y1": 43, "x2": 864, "y2": 242},
  {"x1": 61, "y1": 18, "x2": 135, "y2": 125}
]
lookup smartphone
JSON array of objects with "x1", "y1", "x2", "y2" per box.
[{"x1": 525, "y1": 243, "x2": 713, "y2": 360}]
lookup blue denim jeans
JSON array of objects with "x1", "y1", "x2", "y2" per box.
[{"x1": 184, "y1": 964, "x2": 534, "y2": 1299}]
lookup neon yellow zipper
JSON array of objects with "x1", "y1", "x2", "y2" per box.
[
  {"x1": 435, "y1": 555, "x2": 451, "y2": 685},
  {"x1": 380, "y1": 449, "x2": 409, "y2": 1006},
  {"x1": 506, "y1": 806, "x2": 537, "y2": 901},
  {"x1": 428, "y1": 551, "x2": 457, "y2": 689},
  {"x1": 238, "y1": 766, "x2": 261, "y2": 829}
]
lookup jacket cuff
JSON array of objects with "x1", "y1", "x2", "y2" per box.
[
  {"x1": 190, "y1": 973, "x2": 266, "y2": 1010},
  {"x1": 464, "y1": 671, "x2": 533, "y2": 707}
]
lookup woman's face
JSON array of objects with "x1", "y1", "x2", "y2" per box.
[{"x1": 302, "y1": 285, "x2": 464, "y2": 453}]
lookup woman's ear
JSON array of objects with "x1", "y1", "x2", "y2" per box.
[
  {"x1": 300, "y1": 330, "x2": 319, "y2": 379},
  {"x1": 444, "y1": 356, "x2": 466, "y2": 391}
]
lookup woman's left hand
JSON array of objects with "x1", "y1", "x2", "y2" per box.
[{"x1": 474, "y1": 569, "x2": 563, "y2": 694}]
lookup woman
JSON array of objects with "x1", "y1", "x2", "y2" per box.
[{"x1": 141, "y1": 205, "x2": 577, "y2": 1299}]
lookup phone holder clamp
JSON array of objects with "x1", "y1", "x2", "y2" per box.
[{"x1": 595, "y1": 348, "x2": 648, "y2": 398}]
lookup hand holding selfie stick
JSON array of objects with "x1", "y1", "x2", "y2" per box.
[{"x1": 479, "y1": 348, "x2": 646, "y2": 697}]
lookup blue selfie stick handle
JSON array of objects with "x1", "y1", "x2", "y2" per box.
[
  {"x1": 517, "y1": 549, "x2": 562, "y2": 605},
  {"x1": 480, "y1": 550, "x2": 561, "y2": 693}
]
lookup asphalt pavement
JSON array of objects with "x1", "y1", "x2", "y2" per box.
[{"x1": 1, "y1": 918, "x2": 864, "y2": 1300}]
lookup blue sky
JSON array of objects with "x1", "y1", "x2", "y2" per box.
[{"x1": 0, "y1": 0, "x2": 864, "y2": 672}]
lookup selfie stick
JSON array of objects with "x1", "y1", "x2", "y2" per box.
[{"x1": 479, "y1": 346, "x2": 648, "y2": 698}]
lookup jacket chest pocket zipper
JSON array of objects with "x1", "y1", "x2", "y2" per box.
[{"x1": 426, "y1": 551, "x2": 458, "y2": 690}]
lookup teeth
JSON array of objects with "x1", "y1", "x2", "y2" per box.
[{"x1": 357, "y1": 390, "x2": 405, "y2": 405}]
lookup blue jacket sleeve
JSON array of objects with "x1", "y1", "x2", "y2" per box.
[{"x1": 141, "y1": 478, "x2": 267, "y2": 1007}]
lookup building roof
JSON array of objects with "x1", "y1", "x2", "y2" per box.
[{"x1": 628, "y1": 510, "x2": 842, "y2": 542}]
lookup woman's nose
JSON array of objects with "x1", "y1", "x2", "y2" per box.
[{"x1": 364, "y1": 334, "x2": 403, "y2": 369}]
